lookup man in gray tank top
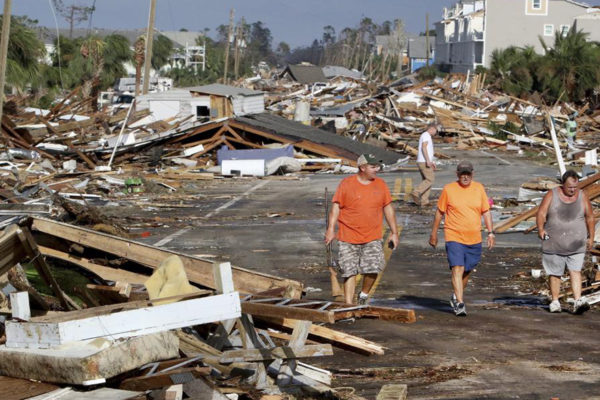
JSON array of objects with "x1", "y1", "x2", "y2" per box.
[{"x1": 536, "y1": 170, "x2": 595, "y2": 314}]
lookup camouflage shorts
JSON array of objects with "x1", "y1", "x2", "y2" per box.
[{"x1": 337, "y1": 240, "x2": 384, "y2": 278}]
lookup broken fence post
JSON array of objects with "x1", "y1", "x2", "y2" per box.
[{"x1": 212, "y1": 262, "x2": 234, "y2": 294}]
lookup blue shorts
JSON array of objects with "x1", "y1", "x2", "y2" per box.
[{"x1": 445, "y1": 241, "x2": 482, "y2": 272}]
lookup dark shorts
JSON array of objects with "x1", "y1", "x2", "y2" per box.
[{"x1": 445, "y1": 241, "x2": 482, "y2": 272}]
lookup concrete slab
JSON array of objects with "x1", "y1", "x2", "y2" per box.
[{"x1": 0, "y1": 331, "x2": 179, "y2": 385}]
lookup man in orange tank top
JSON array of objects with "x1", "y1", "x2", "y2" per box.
[{"x1": 325, "y1": 154, "x2": 399, "y2": 305}]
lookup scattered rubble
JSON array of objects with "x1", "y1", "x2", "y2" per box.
[{"x1": 1, "y1": 67, "x2": 600, "y2": 398}]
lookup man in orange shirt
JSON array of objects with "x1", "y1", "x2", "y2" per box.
[
  {"x1": 429, "y1": 161, "x2": 495, "y2": 316},
  {"x1": 325, "y1": 154, "x2": 399, "y2": 305}
]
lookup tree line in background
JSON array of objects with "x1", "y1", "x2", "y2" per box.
[{"x1": 2, "y1": 15, "x2": 600, "y2": 107}]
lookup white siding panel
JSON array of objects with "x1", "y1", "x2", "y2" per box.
[
  {"x1": 149, "y1": 100, "x2": 181, "y2": 120},
  {"x1": 232, "y1": 94, "x2": 265, "y2": 116}
]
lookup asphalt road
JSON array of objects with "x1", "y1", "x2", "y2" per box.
[{"x1": 133, "y1": 149, "x2": 600, "y2": 399}]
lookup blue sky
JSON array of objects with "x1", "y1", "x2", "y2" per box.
[
  {"x1": 12, "y1": 0, "x2": 600, "y2": 48},
  {"x1": 14, "y1": 0, "x2": 471, "y2": 47}
]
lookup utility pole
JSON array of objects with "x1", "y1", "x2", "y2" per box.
[
  {"x1": 223, "y1": 8, "x2": 234, "y2": 84},
  {"x1": 142, "y1": 0, "x2": 156, "y2": 95},
  {"x1": 233, "y1": 18, "x2": 243, "y2": 80},
  {"x1": 0, "y1": 0, "x2": 12, "y2": 127},
  {"x1": 425, "y1": 13, "x2": 430, "y2": 66}
]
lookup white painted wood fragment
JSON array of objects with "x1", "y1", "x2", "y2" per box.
[
  {"x1": 213, "y1": 262, "x2": 234, "y2": 294},
  {"x1": 183, "y1": 144, "x2": 205, "y2": 157},
  {"x1": 10, "y1": 292, "x2": 30, "y2": 321},
  {"x1": 6, "y1": 292, "x2": 241, "y2": 349}
]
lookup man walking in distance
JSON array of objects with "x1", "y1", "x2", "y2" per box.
[
  {"x1": 536, "y1": 170, "x2": 594, "y2": 314},
  {"x1": 411, "y1": 123, "x2": 439, "y2": 206},
  {"x1": 429, "y1": 161, "x2": 495, "y2": 316},
  {"x1": 325, "y1": 154, "x2": 399, "y2": 305}
]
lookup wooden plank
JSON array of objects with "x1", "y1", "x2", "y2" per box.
[
  {"x1": 38, "y1": 245, "x2": 149, "y2": 284},
  {"x1": 215, "y1": 343, "x2": 331, "y2": 363},
  {"x1": 86, "y1": 282, "x2": 131, "y2": 304},
  {"x1": 16, "y1": 227, "x2": 76, "y2": 310},
  {"x1": 257, "y1": 317, "x2": 385, "y2": 355},
  {"x1": 5, "y1": 292, "x2": 241, "y2": 349},
  {"x1": 278, "y1": 320, "x2": 312, "y2": 386},
  {"x1": 241, "y1": 302, "x2": 335, "y2": 324},
  {"x1": 119, "y1": 367, "x2": 210, "y2": 391},
  {"x1": 182, "y1": 377, "x2": 230, "y2": 400},
  {"x1": 32, "y1": 218, "x2": 303, "y2": 297},
  {"x1": 377, "y1": 384, "x2": 408, "y2": 400},
  {"x1": 0, "y1": 225, "x2": 28, "y2": 277},
  {"x1": 0, "y1": 375, "x2": 59, "y2": 400}
]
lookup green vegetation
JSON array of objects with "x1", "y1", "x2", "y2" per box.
[
  {"x1": 24, "y1": 260, "x2": 94, "y2": 306},
  {"x1": 3, "y1": 15, "x2": 599, "y2": 104},
  {"x1": 487, "y1": 28, "x2": 600, "y2": 103}
]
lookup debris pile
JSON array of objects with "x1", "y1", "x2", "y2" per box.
[{"x1": 0, "y1": 217, "x2": 415, "y2": 399}]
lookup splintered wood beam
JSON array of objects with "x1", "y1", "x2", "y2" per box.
[
  {"x1": 119, "y1": 367, "x2": 210, "y2": 391},
  {"x1": 223, "y1": 138, "x2": 236, "y2": 150},
  {"x1": 31, "y1": 218, "x2": 303, "y2": 297},
  {"x1": 169, "y1": 121, "x2": 224, "y2": 144},
  {"x1": 15, "y1": 226, "x2": 76, "y2": 310},
  {"x1": 223, "y1": 124, "x2": 245, "y2": 141},
  {"x1": 227, "y1": 121, "x2": 356, "y2": 165},
  {"x1": 227, "y1": 120, "x2": 294, "y2": 145},
  {"x1": 216, "y1": 343, "x2": 332, "y2": 363},
  {"x1": 0, "y1": 225, "x2": 28, "y2": 277},
  {"x1": 38, "y1": 245, "x2": 149, "y2": 284},
  {"x1": 191, "y1": 137, "x2": 226, "y2": 159},
  {"x1": 224, "y1": 135, "x2": 264, "y2": 149},
  {"x1": 256, "y1": 317, "x2": 385, "y2": 355},
  {"x1": 241, "y1": 302, "x2": 335, "y2": 324}
]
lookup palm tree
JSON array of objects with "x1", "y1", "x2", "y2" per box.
[
  {"x1": 489, "y1": 46, "x2": 538, "y2": 97},
  {"x1": 537, "y1": 28, "x2": 600, "y2": 102},
  {"x1": 79, "y1": 37, "x2": 105, "y2": 110},
  {"x1": 2, "y1": 16, "x2": 45, "y2": 92},
  {"x1": 151, "y1": 35, "x2": 173, "y2": 71},
  {"x1": 101, "y1": 34, "x2": 132, "y2": 90}
]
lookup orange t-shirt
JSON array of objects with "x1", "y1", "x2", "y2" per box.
[
  {"x1": 437, "y1": 181, "x2": 490, "y2": 245},
  {"x1": 332, "y1": 175, "x2": 392, "y2": 244}
]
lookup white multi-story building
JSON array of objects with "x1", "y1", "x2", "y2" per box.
[{"x1": 435, "y1": 0, "x2": 600, "y2": 73}]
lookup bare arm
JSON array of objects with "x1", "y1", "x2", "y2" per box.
[
  {"x1": 421, "y1": 140, "x2": 436, "y2": 170},
  {"x1": 383, "y1": 203, "x2": 399, "y2": 250},
  {"x1": 582, "y1": 191, "x2": 595, "y2": 251},
  {"x1": 482, "y1": 210, "x2": 495, "y2": 250},
  {"x1": 536, "y1": 190, "x2": 553, "y2": 240},
  {"x1": 429, "y1": 209, "x2": 444, "y2": 248},
  {"x1": 325, "y1": 202, "x2": 340, "y2": 245}
]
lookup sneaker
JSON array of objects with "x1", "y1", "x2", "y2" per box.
[
  {"x1": 450, "y1": 294, "x2": 458, "y2": 310},
  {"x1": 572, "y1": 298, "x2": 590, "y2": 315},
  {"x1": 548, "y1": 300, "x2": 562, "y2": 313},
  {"x1": 455, "y1": 302, "x2": 467, "y2": 316},
  {"x1": 358, "y1": 294, "x2": 369, "y2": 306}
]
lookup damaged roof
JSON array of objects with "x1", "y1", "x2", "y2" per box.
[
  {"x1": 282, "y1": 64, "x2": 327, "y2": 84},
  {"x1": 185, "y1": 84, "x2": 264, "y2": 97},
  {"x1": 234, "y1": 113, "x2": 400, "y2": 164}
]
